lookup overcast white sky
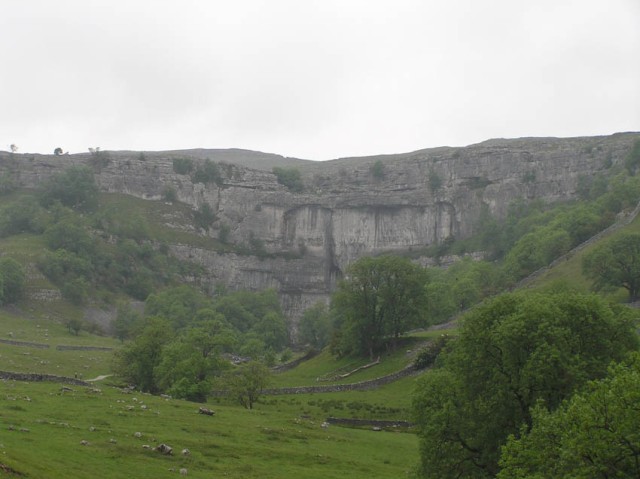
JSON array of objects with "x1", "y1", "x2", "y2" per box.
[{"x1": 1, "y1": 1, "x2": 638, "y2": 160}]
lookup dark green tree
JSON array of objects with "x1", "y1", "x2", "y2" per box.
[
  {"x1": 39, "y1": 166, "x2": 98, "y2": 211},
  {"x1": 213, "y1": 289, "x2": 283, "y2": 334},
  {"x1": 114, "y1": 316, "x2": 173, "y2": 392},
  {"x1": 113, "y1": 303, "x2": 142, "y2": 342},
  {"x1": 583, "y1": 233, "x2": 640, "y2": 301},
  {"x1": 144, "y1": 285, "x2": 209, "y2": 330},
  {"x1": 0, "y1": 257, "x2": 25, "y2": 304},
  {"x1": 298, "y1": 302, "x2": 331, "y2": 349},
  {"x1": 332, "y1": 255, "x2": 428, "y2": 358},
  {"x1": 154, "y1": 327, "x2": 227, "y2": 402},
  {"x1": 499, "y1": 352, "x2": 640, "y2": 479},
  {"x1": 220, "y1": 361, "x2": 271, "y2": 409},
  {"x1": 413, "y1": 291, "x2": 639, "y2": 479}
]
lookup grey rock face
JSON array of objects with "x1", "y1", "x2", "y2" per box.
[{"x1": 1, "y1": 133, "x2": 638, "y2": 326}]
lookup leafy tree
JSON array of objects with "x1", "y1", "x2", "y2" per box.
[
  {"x1": 272, "y1": 167, "x2": 304, "y2": 192},
  {"x1": 220, "y1": 361, "x2": 271, "y2": 409},
  {"x1": 65, "y1": 317, "x2": 84, "y2": 335},
  {"x1": 0, "y1": 257, "x2": 25, "y2": 304},
  {"x1": 583, "y1": 233, "x2": 640, "y2": 301},
  {"x1": 0, "y1": 196, "x2": 47, "y2": 236},
  {"x1": 331, "y1": 255, "x2": 428, "y2": 358},
  {"x1": 39, "y1": 166, "x2": 98, "y2": 211},
  {"x1": 251, "y1": 311, "x2": 288, "y2": 351},
  {"x1": 154, "y1": 327, "x2": 227, "y2": 402},
  {"x1": 113, "y1": 303, "x2": 142, "y2": 342},
  {"x1": 413, "y1": 291, "x2": 639, "y2": 479},
  {"x1": 61, "y1": 277, "x2": 90, "y2": 305},
  {"x1": 214, "y1": 289, "x2": 283, "y2": 334},
  {"x1": 114, "y1": 316, "x2": 173, "y2": 392},
  {"x1": 145, "y1": 286, "x2": 209, "y2": 330},
  {"x1": 44, "y1": 216, "x2": 94, "y2": 256},
  {"x1": 499, "y1": 352, "x2": 640, "y2": 479},
  {"x1": 298, "y1": 302, "x2": 331, "y2": 349}
]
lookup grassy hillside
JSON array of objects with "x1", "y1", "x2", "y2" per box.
[
  {"x1": 0, "y1": 307, "x2": 421, "y2": 478},
  {"x1": 526, "y1": 208, "x2": 640, "y2": 301}
]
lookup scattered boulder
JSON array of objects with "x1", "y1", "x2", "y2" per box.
[
  {"x1": 198, "y1": 407, "x2": 215, "y2": 416},
  {"x1": 179, "y1": 468, "x2": 188, "y2": 476},
  {"x1": 155, "y1": 444, "x2": 173, "y2": 455},
  {"x1": 181, "y1": 448, "x2": 190, "y2": 456},
  {"x1": 134, "y1": 432, "x2": 142, "y2": 438},
  {"x1": 80, "y1": 440, "x2": 89, "y2": 446}
]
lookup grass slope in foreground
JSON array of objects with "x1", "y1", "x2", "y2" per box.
[{"x1": 0, "y1": 380, "x2": 417, "y2": 479}]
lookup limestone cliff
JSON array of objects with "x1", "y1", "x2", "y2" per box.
[{"x1": 1, "y1": 132, "x2": 638, "y2": 320}]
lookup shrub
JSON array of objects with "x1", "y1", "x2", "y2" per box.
[
  {"x1": 273, "y1": 167, "x2": 304, "y2": 192},
  {"x1": 413, "y1": 334, "x2": 451, "y2": 370},
  {"x1": 428, "y1": 169, "x2": 442, "y2": 191},
  {"x1": 162, "y1": 186, "x2": 178, "y2": 203},
  {"x1": 192, "y1": 160, "x2": 223, "y2": 185},
  {"x1": 194, "y1": 203, "x2": 216, "y2": 231},
  {"x1": 172, "y1": 158, "x2": 194, "y2": 175},
  {"x1": 370, "y1": 160, "x2": 385, "y2": 179}
]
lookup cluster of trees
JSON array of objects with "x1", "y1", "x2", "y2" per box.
[
  {"x1": 413, "y1": 290, "x2": 639, "y2": 478},
  {"x1": 114, "y1": 286, "x2": 288, "y2": 402},
  {"x1": 0, "y1": 166, "x2": 202, "y2": 305}
]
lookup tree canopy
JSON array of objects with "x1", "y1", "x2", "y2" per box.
[
  {"x1": 413, "y1": 291, "x2": 639, "y2": 479},
  {"x1": 499, "y1": 352, "x2": 640, "y2": 479},
  {"x1": 583, "y1": 232, "x2": 640, "y2": 301},
  {"x1": 331, "y1": 255, "x2": 428, "y2": 359}
]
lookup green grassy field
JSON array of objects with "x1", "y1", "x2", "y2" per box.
[
  {"x1": 0, "y1": 308, "x2": 423, "y2": 478},
  {"x1": 0, "y1": 381, "x2": 418, "y2": 479}
]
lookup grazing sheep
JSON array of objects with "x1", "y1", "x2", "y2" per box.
[
  {"x1": 181, "y1": 448, "x2": 190, "y2": 456},
  {"x1": 134, "y1": 432, "x2": 142, "y2": 438},
  {"x1": 179, "y1": 468, "x2": 188, "y2": 476},
  {"x1": 198, "y1": 407, "x2": 215, "y2": 416},
  {"x1": 80, "y1": 440, "x2": 89, "y2": 446}
]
